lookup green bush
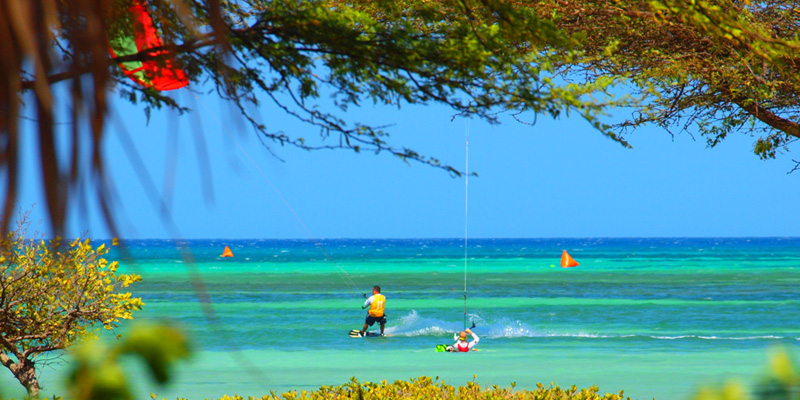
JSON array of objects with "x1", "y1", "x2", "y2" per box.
[{"x1": 166, "y1": 376, "x2": 628, "y2": 400}]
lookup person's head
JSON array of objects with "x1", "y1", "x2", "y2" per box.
[
  {"x1": 373, "y1": 286, "x2": 381, "y2": 294},
  {"x1": 459, "y1": 331, "x2": 467, "y2": 341}
]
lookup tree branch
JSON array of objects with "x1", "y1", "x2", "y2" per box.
[
  {"x1": 0, "y1": 333, "x2": 22, "y2": 361},
  {"x1": 0, "y1": 352, "x2": 18, "y2": 374},
  {"x1": 23, "y1": 344, "x2": 65, "y2": 358},
  {"x1": 730, "y1": 96, "x2": 800, "y2": 139}
]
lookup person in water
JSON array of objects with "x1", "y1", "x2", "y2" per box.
[
  {"x1": 360, "y1": 286, "x2": 386, "y2": 337},
  {"x1": 449, "y1": 328, "x2": 479, "y2": 352}
]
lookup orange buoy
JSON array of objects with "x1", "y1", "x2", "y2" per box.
[
  {"x1": 560, "y1": 250, "x2": 579, "y2": 268},
  {"x1": 221, "y1": 246, "x2": 234, "y2": 258}
]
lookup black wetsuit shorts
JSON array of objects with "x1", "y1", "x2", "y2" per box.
[{"x1": 365, "y1": 314, "x2": 387, "y2": 326}]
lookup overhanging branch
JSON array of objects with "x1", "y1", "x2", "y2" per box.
[{"x1": 731, "y1": 96, "x2": 800, "y2": 139}]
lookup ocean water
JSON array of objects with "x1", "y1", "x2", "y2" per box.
[{"x1": 2, "y1": 238, "x2": 800, "y2": 400}]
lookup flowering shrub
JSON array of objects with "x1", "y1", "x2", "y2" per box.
[{"x1": 200, "y1": 377, "x2": 628, "y2": 400}]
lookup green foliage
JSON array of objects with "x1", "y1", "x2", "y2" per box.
[
  {"x1": 320, "y1": 0, "x2": 800, "y2": 161},
  {"x1": 146, "y1": 349, "x2": 800, "y2": 400},
  {"x1": 517, "y1": 0, "x2": 800, "y2": 160},
  {"x1": 693, "y1": 381, "x2": 748, "y2": 400},
  {"x1": 8, "y1": 0, "x2": 800, "y2": 237},
  {"x1": 148, "y1": 376, "x2": 628, "y2": 400},
  {"x1": 6, "y1": 347, "x2": 800, "y2": 400},
  {"x1": 7, "y1": 0, "x2": 640, "y2": 236},
  {"x1": 153, "y1": 0, "x2": 628, "y2": 171},
  {"x1": 754, "y1": 349, "x2": 800, "y2": 400},
  {"x1": 67, "y1": 323, "x2": 190, "y2": 400},
  {"x1": 0, "y1": 236, "x2": 143, "y2": 347},
  {"x1": 0, "y1": 217, "x2": 144, "y2": 397},
  {"x1": 692, "y1": 348, "x2": 800, "y2": 400},
  {"x1": 0, "y1": 324, "x2": 188, "y2": 400}
]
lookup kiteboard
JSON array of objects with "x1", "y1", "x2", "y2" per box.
[
  {"x1": 434, "y1": 344, "x2": 480, "y2": 352},
  {"x1": 435, "y1": 344, "x2": 453, "y2": 352},
  {"x1": 349, "y1": 329, "x2": 382, "y2": 338}
]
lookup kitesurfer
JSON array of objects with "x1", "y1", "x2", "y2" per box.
[
  {"x1": 450, "y1": 328, "x2": 479, "y2": 352},
  {"x1": 360, "y1": 286, "x2": 386, "y2": 337}
]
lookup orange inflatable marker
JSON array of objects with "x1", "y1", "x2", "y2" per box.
[
  {"x1": 560, "y1": 250, "x2": 579, "y2": 268},
  {"x1": 221, "y1": 246, "x2": 234, "y2": 258}
]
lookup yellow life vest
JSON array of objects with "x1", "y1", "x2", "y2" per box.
[{"x1": 368, "y1": 294, "x2": 385, "y2": 317}]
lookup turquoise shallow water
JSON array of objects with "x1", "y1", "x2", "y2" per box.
[{"x1": 2, "y1": 238, "x2": 800, "y2": 399}]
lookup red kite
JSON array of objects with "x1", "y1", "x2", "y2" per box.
[
  {"x1": 108, "y1": 0, "x2": 188, "y2": 91},
  {"x1": 221, "y1": 246, "x2": 234, "y2": 258},
  {"x1": 560, "y1": 250, "x2": 579, "y2": 268}
]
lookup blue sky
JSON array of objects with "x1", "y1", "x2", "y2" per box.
[{"x1": 16, "y1": 89, "x2": 800, "y2": 239}]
